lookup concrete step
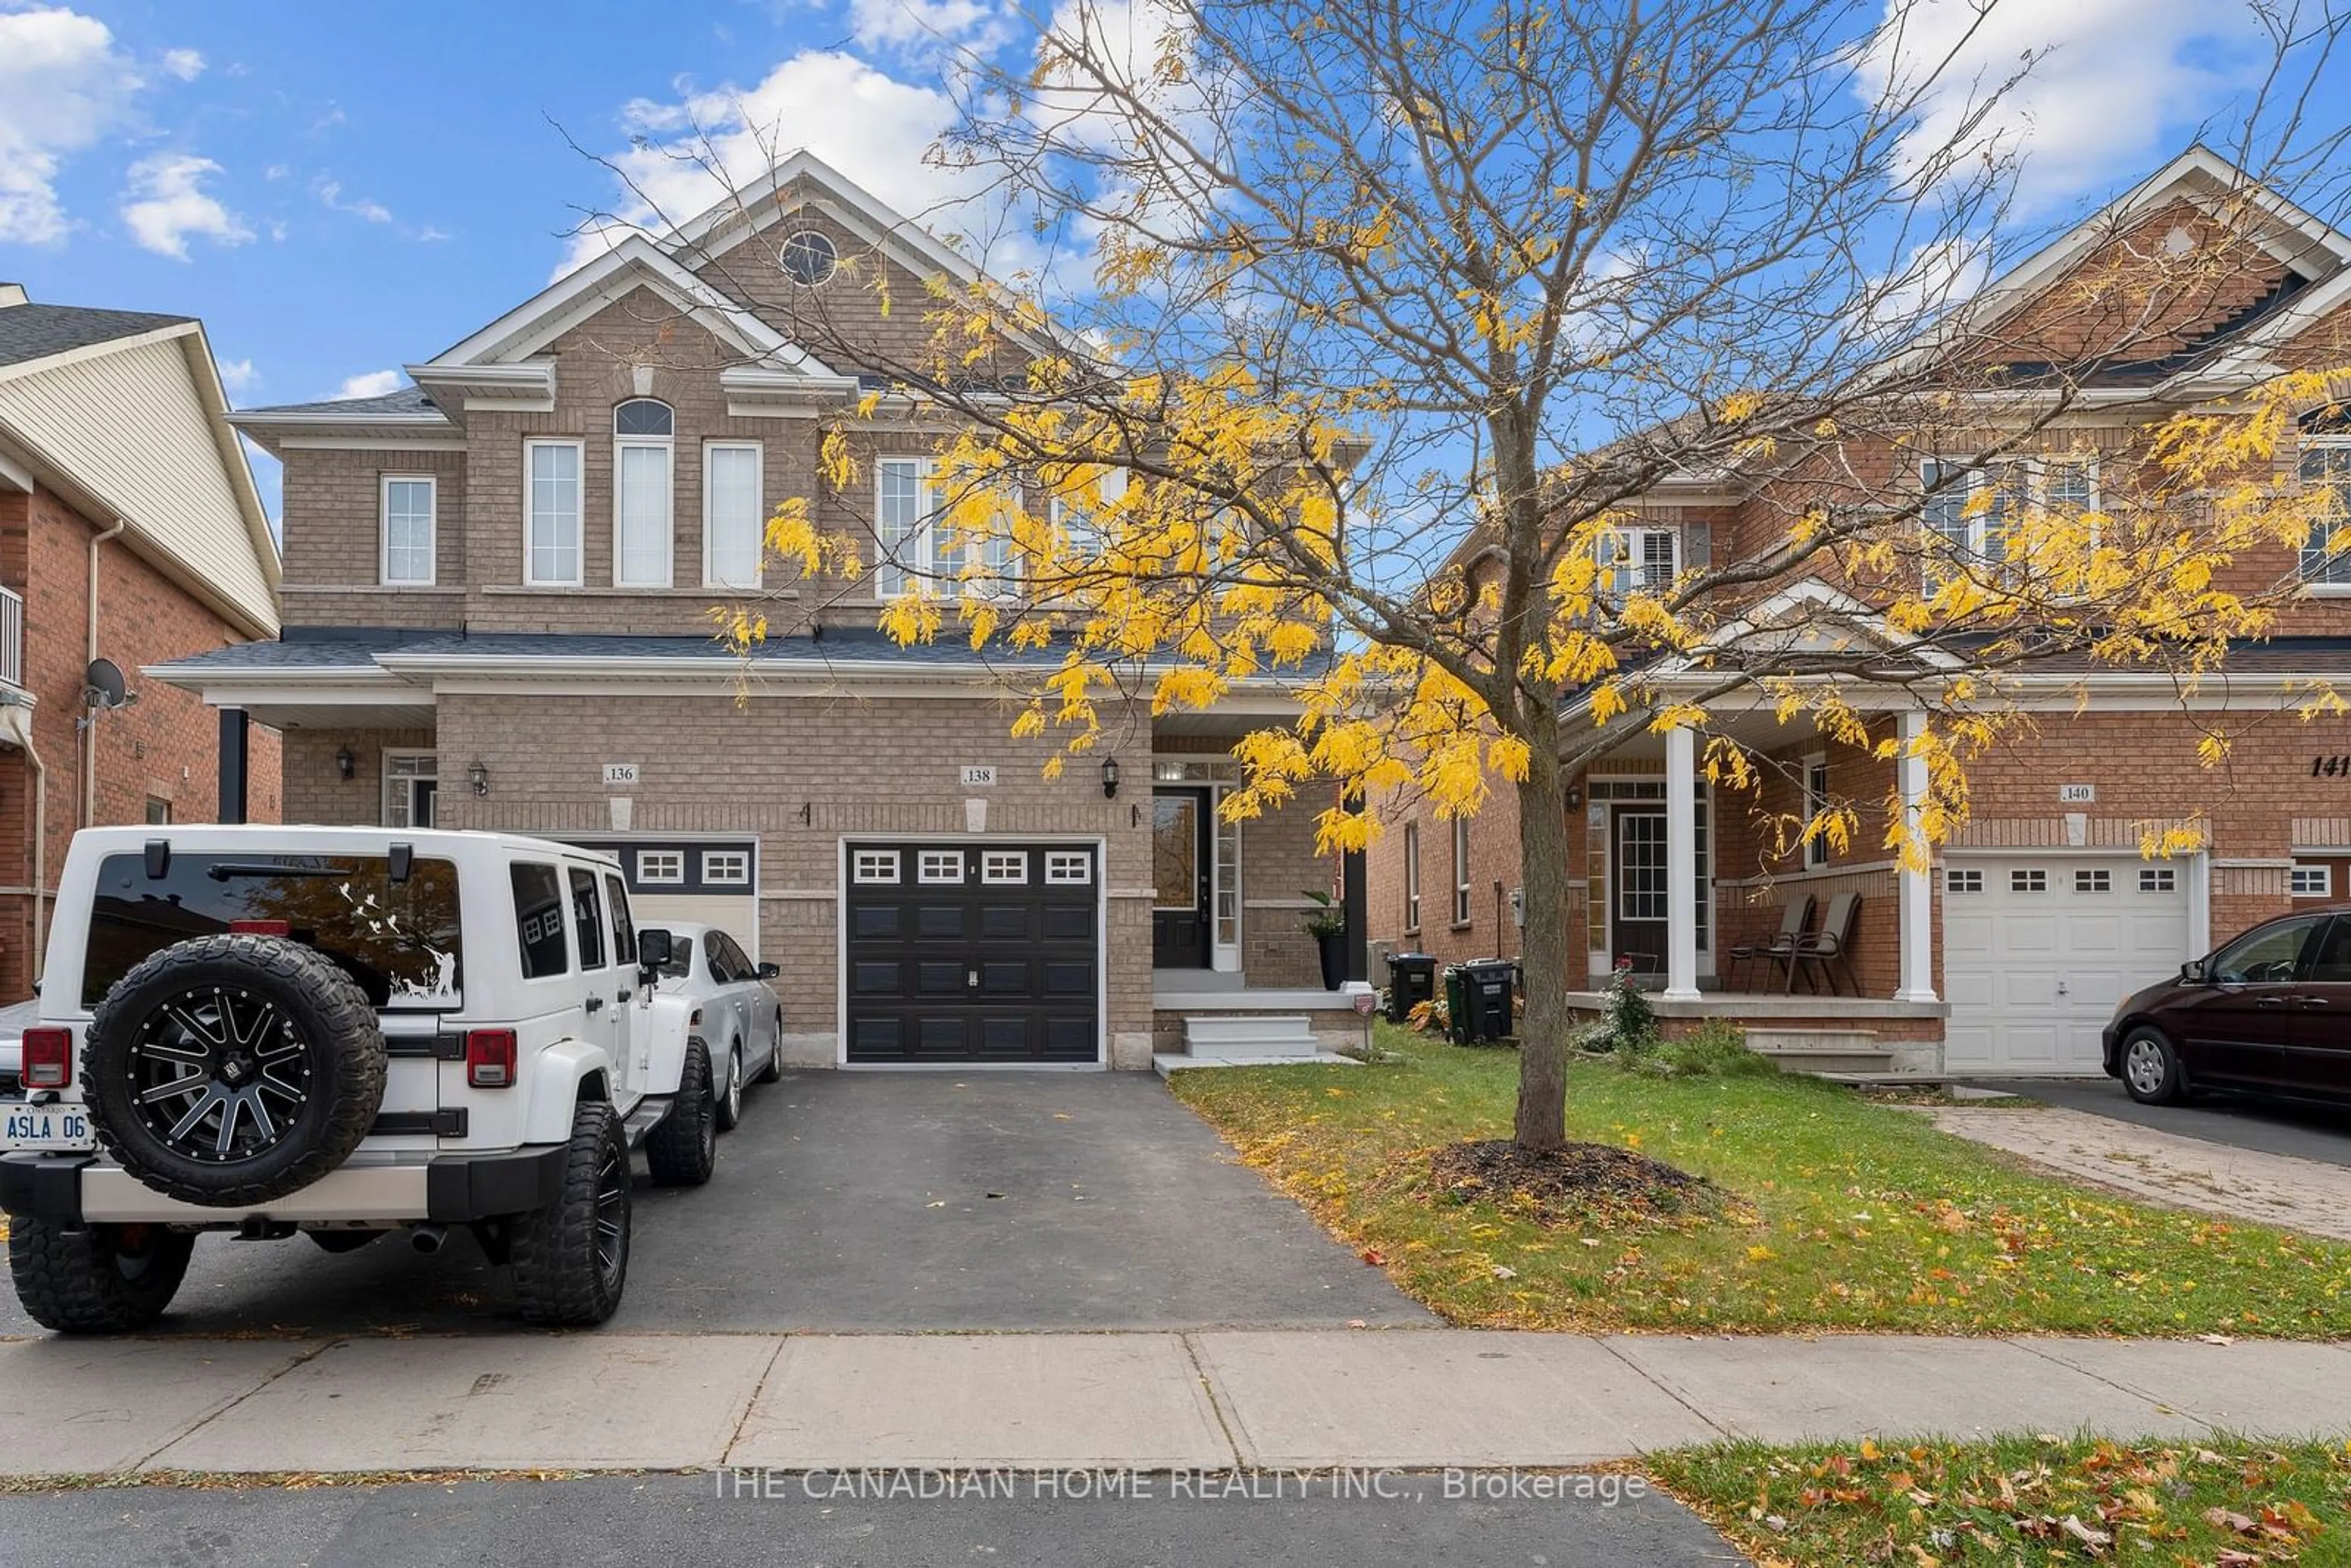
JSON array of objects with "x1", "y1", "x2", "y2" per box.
[
  {"x1": 1753, "y1": 1046, "x2": 1900, "y2": 1077},
  {"x1": 1153, "y1": 1052, "x2": 1361, "y2": 1078},
  {"x1": 1747, "y1": 1029, "x2": 1895, "y2": 1078},
  {"x1": 1182, "y1": 1015, "x2": 1317, "y2": 1057}
]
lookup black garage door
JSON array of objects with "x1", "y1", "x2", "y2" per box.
[{"x1": 844, "y1": 841, "x2": 1100, "y2": 1063}]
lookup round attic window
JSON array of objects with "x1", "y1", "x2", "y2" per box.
[{"x1": 779, "y1": 230, "x2": 838, "y2": 286}]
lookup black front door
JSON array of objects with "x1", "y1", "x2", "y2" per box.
[
  {"x1": 1152, "y1": 788, "x2": 1212, "y2": 969},
  {"x1": 1611, "y1": 807, "x2": 1668, "y2": 975},
  {"x1": 842, "y1": 842, "x2": 1100, "y2": 1063}
]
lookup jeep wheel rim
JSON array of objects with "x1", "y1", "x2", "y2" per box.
[
  {"x1": 127, "y1": 987, "x2": 312, "y2": 1163},
  {"x1": 2124, "y1": 1037, "x2": 2167, "y2": 1095},
  {"x1": 593, "y1": 1138, "x2": 628, "y2": 1279},
  {"x1": 727, "y1": 1046, "x2": 742, "y2": 1123}
]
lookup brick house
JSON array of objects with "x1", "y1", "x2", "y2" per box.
[
  {"x1": 155, "y1": 155, "x2": 1352, "y2": 1072},
  {"x1": 0, "y1": 286, "x2": 283, "y2": 1004},
  {"x1": 1367, "y1": 147, "x2": 2351, "y2": 1077}
]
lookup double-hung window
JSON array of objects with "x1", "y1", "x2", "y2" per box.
[
  {"x1": 613, "y1": 399, "x2": 673, "y2": 587},
  {"x1": 876, "y1": 457, "x2": 1017, "y2": 599},
  {"x1": 1921, "y1": 455, "x2": 2098, "y2": 583},
  {"x1": 705, "y1": 440, "x2": 763, "y2": 589},
  {"x1": 381, "y1": 476, "x2": 435, "y2": 585},
  {"x1": 526, "y1": 440, "x2": 582, "y2": 585},
  {"x1": 1802, "y1": 755, "x2": 1831, "y2": 869},
  {"x1": 2300, "y1": 434, "x2": 2351, "y2": 586},
  {"x1": 1597, "y1": 527, "x2": 1678, "y2": 599},
  {"x1": 1402, "y1": 823, "x2": 1422, "y2": 931}
]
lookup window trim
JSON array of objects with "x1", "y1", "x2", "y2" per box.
[
  {"x1": 703, "y1": 439, "x2": 765, "y2": 590},
  {"x1": 2074, "y1": 868, "x2": 2113, "y2": 894},
  {"x1": 1945, "y1": 868, "x2": 1984, "y2": 894},
  {"x1": 2139, "y1": 866, "x2": 2178, "y2": 893},
  {"x1": 1044, "y1": 850, "x2": 1092, "y2": 885},
  {"x1": 379, "y1": 473, "x2": 437, "y2": 587},
  {"x1": 2011, "y1": 868, "x2": 2049, "y2": 893},
  {"x1": 700, "y1": 849, "x2": 751, "y2": 887},
  {"x1": 917, "y1": 849, "x2": 965, "y2": 885},
  {"x1": 2298, "y1": 433, "x2": 2351, "y2": 588},
  {"x1": 981, "y1": 850, "x2": 1028, "y2": 885},
  {"x1": 852, "y1": 849, "x2": 901, "y2": 885},
  {"x1": 1599, "y1": 525, "x2": 1679, "y2": 599},
  {"x1": 1920, "y1": 454, "x2": 2101, "y2": 581},
  {"x1": 1802, "y1": 754, "x2": 1830, "y2": 870},
  {"x1": 523, "y1": 437, "x2": 585, "y2": 587},
  {"x1": 381, "y1": 748, "x2": 437, "y2": 830},
  {"x1": 636, "y1": 849, "x2": 684, "y2": 886},
  {"x1": 2291, "y1": 862, "x2": 2331, "y2": 899},
  {"x1": 612, "y1": 403, "x2": 675, "y2": 589},
  {"x1": 1451, "y1": 817, "x2": 1472, "y2": 926},
  {"x1": 1403, "y1": 822, "x2": 1422, "y2": 933}
]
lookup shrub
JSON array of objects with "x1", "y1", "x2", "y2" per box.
[
  {"x1": 1614, "y1": 1018, "x2": 1781, "y2": 1079},
  {"x1": 1598, "y1": 960, "x2": 1660, "y2": 1054}
]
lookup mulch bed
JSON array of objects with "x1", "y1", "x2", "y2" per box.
[{"x1": 1427, "y1": 1138, "x2": 1734, "y2": 1229}]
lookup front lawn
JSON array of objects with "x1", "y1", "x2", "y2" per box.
[
  {"x1": 1652, "y1": 1436, "x2": 2350, "y2": 1566},
  {"x1": 1166, "y1": 1026, "x2": 2351, "y2": 1336}
]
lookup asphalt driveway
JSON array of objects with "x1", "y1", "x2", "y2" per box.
[
  {"x1": 0, "y1": 1072, "x2": 1431, "y2": 1337},
  {"x1": 1967, "y1": 1077, "x2": 2351, "y2": 1168}
]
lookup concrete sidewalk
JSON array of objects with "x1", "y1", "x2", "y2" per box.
[{"x1": 4, "y1": 1329, "x2": 2347, "y2": 1478}]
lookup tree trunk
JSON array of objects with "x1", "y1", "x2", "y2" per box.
[{"x1": 1512, "y1": 710, "x2": 1574, "y2": 1152}]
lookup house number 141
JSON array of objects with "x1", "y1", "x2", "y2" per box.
[{"x1": 2314, "y1": 756, "x2": 2351, "y2": 777}]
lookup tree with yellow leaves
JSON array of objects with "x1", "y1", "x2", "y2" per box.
[{"x1": 624, "y1": 1, "x2": 2348, "y2": 1152}]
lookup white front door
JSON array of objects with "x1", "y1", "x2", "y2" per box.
[{"x1": 1942, "y1": 857, "x2": 2192, "y2": 1074}]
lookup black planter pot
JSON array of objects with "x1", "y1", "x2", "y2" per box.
[{"x1": 1314, "y1": 931, "x2": 1347, "y2": 991}]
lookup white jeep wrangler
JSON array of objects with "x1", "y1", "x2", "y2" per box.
[{"x1": 1, "y1": 825, "x2": 723, "y2": 1332}]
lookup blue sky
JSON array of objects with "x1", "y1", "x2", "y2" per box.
[{"x1": 0, "y1": 0, "x2": 2337, "y2": 525}]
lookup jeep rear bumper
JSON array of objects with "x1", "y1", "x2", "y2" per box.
[{"x1": 0, "y1": 1147, "x2": 568, "y2": 1228}]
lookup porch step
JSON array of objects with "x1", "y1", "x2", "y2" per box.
[
  {"x1": 1746, "y1": 1028, "x2": 1895, "y2": 1078},
  {"x1": 1182, "y1": 1015, "x2": 1319, "y2": 1056},
  {"x1": 1154, "y1": 1051, "x2": 1362, "y2": 1078}
]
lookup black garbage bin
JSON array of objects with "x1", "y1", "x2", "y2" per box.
[
  {"x1": 1456, "y1": 958, "x2": 1516, "y2": 1042},
  {"x1": 1385, "y1": 952, "x2": 1438, "y2": 1022}
]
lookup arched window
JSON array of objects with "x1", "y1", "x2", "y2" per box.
[{"x1": 613, "y1": 399, "x2": 673, "y2": 585}]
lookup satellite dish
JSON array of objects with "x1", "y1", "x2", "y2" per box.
[{"x1": 84, "y1": 657, "x2": 130, "y2": 710}]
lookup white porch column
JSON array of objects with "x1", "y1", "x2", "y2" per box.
[
  {"x1": 1663, "y1": 726, "x2": 1700, "y2": 1000},
  {"x1": 1894, "y1": 707, "x2": 1938, "y2": 1002}
]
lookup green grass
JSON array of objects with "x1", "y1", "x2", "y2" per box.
[
  {"x1": 1166, "y1": 1024, "x2": 2351, "y2": 1336},
  {"x1": 1651, "y1": 1436, "x2": 2351, "y2": 1567}
]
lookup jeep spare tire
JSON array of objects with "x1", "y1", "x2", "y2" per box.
[{"x1": 83, "y1": 934, "x2": 387, "y2": 1207}]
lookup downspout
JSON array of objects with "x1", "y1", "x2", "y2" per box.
[
  {"x1": 81, "y1": 519, "x2": 124, "y2": 827},
  {"x1": 1, "y1": 701, "x2": 45, "y2": 985}
]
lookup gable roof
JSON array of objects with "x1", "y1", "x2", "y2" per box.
[
  {"x1": 668, "y1": 149, "x2": 986, "y2": 290},
  {"x1": 0, "y1": 302, "x2": 194, "y2": 369},
  {"x1": 0, "y1": 298, "x2": 279, "y2": 637}
]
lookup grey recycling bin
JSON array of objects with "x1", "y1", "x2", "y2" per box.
[
  {"x1": 1455, "y1": 959, "x2": 1515, "y2": 1042},
  {"x1": 1385, "y1": 952, "x2": 1438, "y2": 1022}
]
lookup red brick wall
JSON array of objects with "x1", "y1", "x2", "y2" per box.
[{"x1": 0, "y1": 482, "x2": 281, "y2": 1000}]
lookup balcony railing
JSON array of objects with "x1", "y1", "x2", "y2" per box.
[{"x1": 0, "y1": 585, "x2": 20, "y2": 689}]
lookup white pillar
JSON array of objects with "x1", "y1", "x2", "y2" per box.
[
  {"x1": 1664, "y1": 726, "x2": 1700, "y2": 1000},
  {"x1": 1893, "y1": 707, "x2": 1938, "y2": 1002}
]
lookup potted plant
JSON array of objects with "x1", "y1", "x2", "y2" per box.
[{"x1": 1302, "y1": 890, "x2": 1348, "y2": 990}]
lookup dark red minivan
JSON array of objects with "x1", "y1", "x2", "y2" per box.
[{"x1": 2102, "y1": 909, "x2": 2351, "y2": 1106}]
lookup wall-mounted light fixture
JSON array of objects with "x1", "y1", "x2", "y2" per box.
[
  {"x1": 1100, "y1": 757, "x2": 1121, "y2": 800},
  {"x1": 334, "y1": 745, "x2": 355, "y2": 781},
  {"x1": 468, "y1": 761, "x2": 490, "y2": 798},
  {"x1": 1565, "y1": 784, "x2": 1583, "y2": 811}
]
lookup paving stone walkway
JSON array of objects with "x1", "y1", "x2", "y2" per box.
[{"x1": 1928, "y1": 1105, "x2": 2351, "y2": 1241}]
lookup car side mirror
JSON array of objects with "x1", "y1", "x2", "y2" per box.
[
  {"x1": 756, "y1": 961, "x2": 779, "y2": 980},
  {"x1": 637, "y1": 929, "x2": 673, "y2": 974},
  {"x1": 2180, "y1": 958, "x2": 2208, "y2": 985}
]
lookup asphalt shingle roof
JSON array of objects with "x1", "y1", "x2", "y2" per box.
[
  {"x1": 233, "y1": 385, "x2": 443, "y2": 418},
  {"x1": 0, "y1": 301, "x2": 193, "y2": 369}
]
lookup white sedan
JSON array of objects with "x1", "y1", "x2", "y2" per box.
[{"x1": 642, "y1": 923, "x2": 783, "y2": 1130}]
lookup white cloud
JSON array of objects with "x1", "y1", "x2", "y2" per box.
[
  {"x1": 0, "y1": 4, "x2": 144, "y2": 245},
  {"x1": 313, "y1": 176, "x2": 393, "y2": 224},
  {"x1": 1862, "y1": 0, "x2": 2271, "y2": 214},
  {"x1": 563, "y1": 50, "x2": 983, "y2": 276},
  {"x1": 159, "y1": 47, "x2": 204, "y2": 81},
  {"x1": 119, "y1": 153, "x2": 253, "y2": 259},
  {"x1": 334, "y1": 369, "x2": 402, "y2": 400},
  {"x1": 216, "y1": 356, "x2": 258, "y2": 393},
  {"x1": 848, "y1": 0, "x2": 1003, "y2": 56}
]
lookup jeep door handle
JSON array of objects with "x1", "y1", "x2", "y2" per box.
[
  {"x1": 617, "y1": 988, "x2": 632, "y2": 1003},
  {"x1": 584, "y1": 996, "x2": 604, "y2": 1014}
]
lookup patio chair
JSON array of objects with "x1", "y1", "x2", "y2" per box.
[
  {"x1": 1791, "y1": 891, "x2": 1861, "y2": 995},
  {"x1": 1727, "y1": 894, "x2": 1813, "y2": 991}
]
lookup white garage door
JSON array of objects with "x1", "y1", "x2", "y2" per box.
[
  {"x1": 563, "y1": 837, "x2": 760, "y2": 963},
  {"x1": 1941, "y1": 857, "x2": 2191, "y2": 1075}
]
